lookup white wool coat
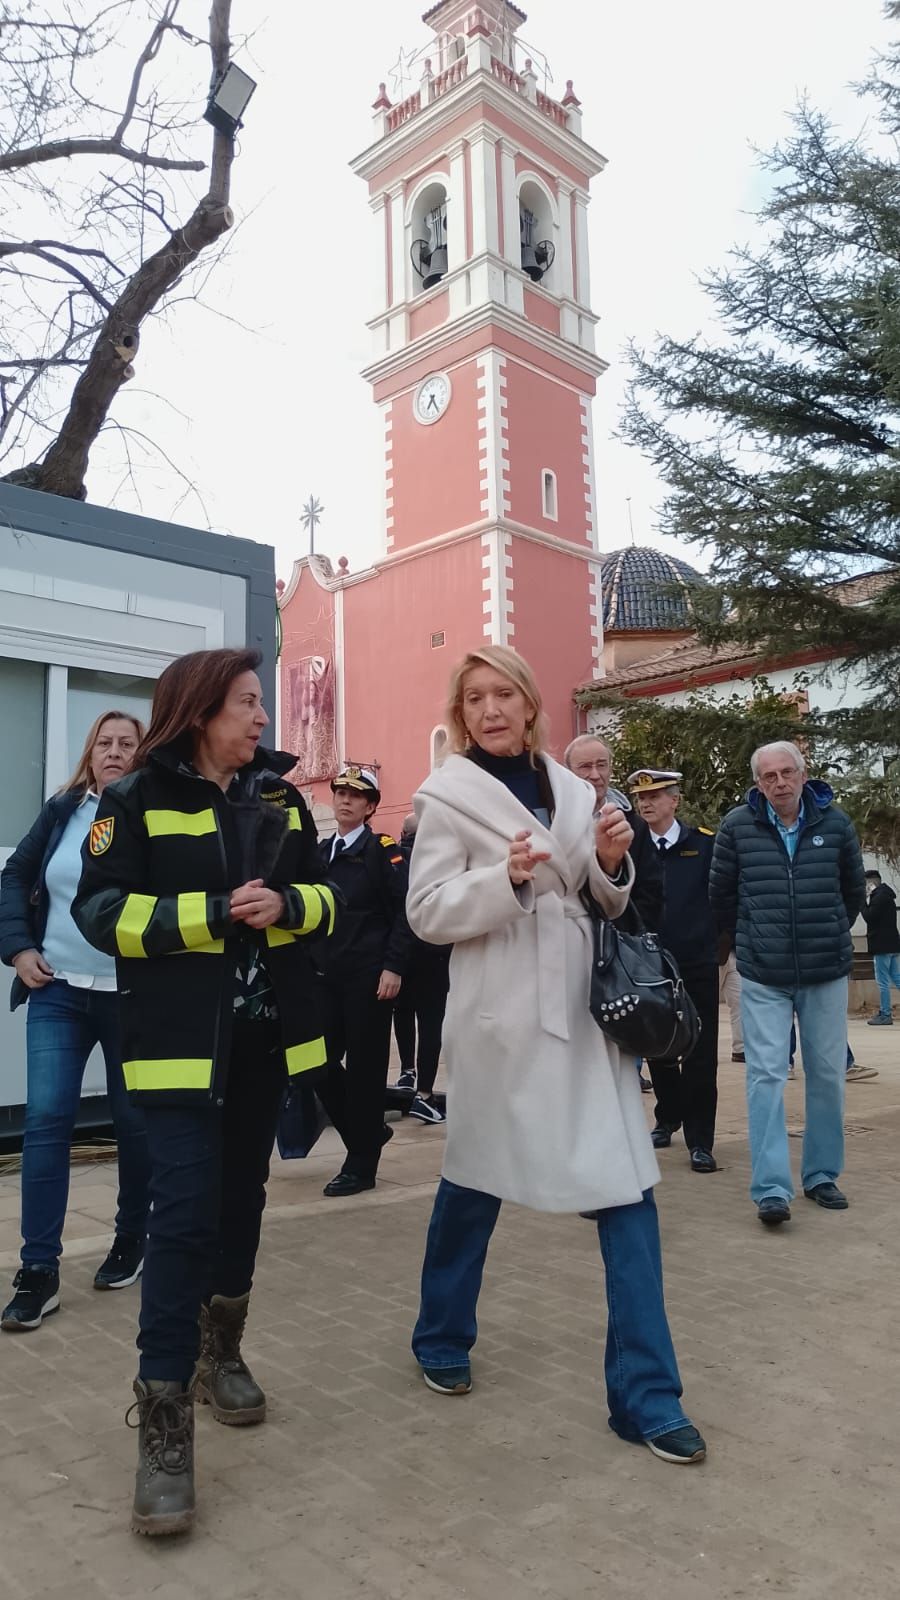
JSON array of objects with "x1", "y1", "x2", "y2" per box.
[{"x1": 407, "y1": 753, "x2": 660, "y2": 1212}]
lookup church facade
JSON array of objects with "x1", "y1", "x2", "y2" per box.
[{"x1": 278, "y1": 1, "x2": 608, "y2": 834}]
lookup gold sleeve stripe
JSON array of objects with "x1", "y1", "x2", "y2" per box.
[
  {"x1": 144, "y1": 808, "x2": 217, "y2": 838},
  {"x1": 284, "y1": 1036, "x2": 327, "y2": 1076},
  {"x1": 286, "y1": 806, "x2": 302, "y2": 831},
  {"x1": 123, "y1": 1058, "x2": 213, "y2": 1092},
  {"x1": 176, "y1": 892, "x2": 213, "y2": 949},
  {"x1": 116, "y1": 894, "x2": 155, "y2": 958}
]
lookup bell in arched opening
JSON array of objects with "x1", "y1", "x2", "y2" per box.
[
  {"x1": 520, "y1": 207, "x2": 555, "y2": 284},
  {"x1": 411, "y1": 202, "x2": 448, "y2": 290}
]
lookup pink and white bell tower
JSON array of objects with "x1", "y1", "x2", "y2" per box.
[{"x1": 279, "y1": 1, "x2": 608, "y2": 832}]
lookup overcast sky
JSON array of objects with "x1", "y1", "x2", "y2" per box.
[{"x1": 83, "y1": 0, "x2": 889, "y2": 583}]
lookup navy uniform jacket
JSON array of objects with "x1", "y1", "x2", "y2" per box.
[
  {"x1": 317, "y1": 825, "x2": 412, "y2": 976},
  {"x1": 654, "y1": 821, "x2": 718, "y2": 968}
]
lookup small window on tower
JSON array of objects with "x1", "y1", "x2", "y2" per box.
[
  {"x1": 542, "y1": 469, "x2": 558, "y2": 522},
  {"x1": 431, "y1": 630, "x2": 446, "y2": 649}
]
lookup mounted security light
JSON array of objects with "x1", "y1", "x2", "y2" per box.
[{"x1": 204, "y1": 62, "x2": 257, "y2": 137}]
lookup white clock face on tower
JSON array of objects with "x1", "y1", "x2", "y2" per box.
[{"x1": 414, "y1": 373, "x2": 451, "y2": 425}]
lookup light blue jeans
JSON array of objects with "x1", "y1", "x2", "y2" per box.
[
  {"x1": 741, "y1": 976, "x2": 847, "y2": 1204},
  {"x1": 873, "y1": 953, "x2": 900, "y2": 1018}
]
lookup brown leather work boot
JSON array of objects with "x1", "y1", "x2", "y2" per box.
[
  {"x1": 128, "y1": 1378, "x2": 195, "y2": 1536},
  {"x1": 194, "y1": 1292, "x2": 266, "y2": 1425}
]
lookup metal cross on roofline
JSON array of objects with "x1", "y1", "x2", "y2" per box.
[{"x1": 300, "y1": 495, "x2": 324, "y2": 555}]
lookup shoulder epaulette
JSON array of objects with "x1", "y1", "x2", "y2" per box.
[
  {"x1": 698, "y1": 826, "x2": 715, "y2": 836},
  {"x1": 379, "y1": 834, "x2": 397, "y2": 848}
]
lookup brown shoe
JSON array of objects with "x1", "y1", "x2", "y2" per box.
[
  {"x1": 128, "y1": 1379, "x2": 195, "y2": 1537},
  {"x1": 194, "y1": 1292, "x2": 266, "y2": 1425}
]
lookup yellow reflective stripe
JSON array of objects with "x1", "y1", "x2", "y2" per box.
[
  {"x1": 144, "y1": 808, "x2": 217, "y2": 838},
  {"x1": 295, "y1": 884, "x2": 324, "y2": 933},
  {"x1": 171, "y1": 940, "x2": 225, "y2": 955},
  {"x1": 123, "y1": 1058, "x2": 213, "y2": 1091},
  {"x1": 265, "y1": 925, "x2": 296, "y2": 948},
  {"x1": 317, "y1": 883, "x2": 336, "y2": 935},
  {"x1": 176, "y1": 892, "x2": 212, "y2": 949},
  {"x1": 284, "y1": 1037, "x2": 327, "y2": 1077},
  {"x1": 116, "y1": 894, "x2": 155, "y2": 958},
  {"x1": 286, "y1": 806, "x2": 302, "y2": 831}
]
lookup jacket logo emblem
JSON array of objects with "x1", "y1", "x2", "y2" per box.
[
  {"x1": 89, "y1": 817, "x2": 115, "y2": 855},
  {"x1": 812, "y1": 835, "x2": 824, "y2": 846}
]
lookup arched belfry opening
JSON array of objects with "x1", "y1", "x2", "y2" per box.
[
  {"x1": 518, "y1": 178, "x2": 556, "y2": 287},
  {"x1": 409, "y1": 179, "x2": 449, "y2": 293}
]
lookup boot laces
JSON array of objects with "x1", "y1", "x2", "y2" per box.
[{"x1": 126, "y1": 1390, "x2": 192, "y2": 1475}]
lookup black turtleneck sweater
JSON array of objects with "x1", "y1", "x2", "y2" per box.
[{"x1": 469, "y1": 746, "x2": 552, "y2": 829}]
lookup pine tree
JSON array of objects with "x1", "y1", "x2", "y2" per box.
[{"x1": 621, "y1": 5, "x2": 900, "y2": 761}]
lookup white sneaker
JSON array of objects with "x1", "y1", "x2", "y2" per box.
[{"x1": 409, "y1": 1095, "x2": 445, "y2": 1124}]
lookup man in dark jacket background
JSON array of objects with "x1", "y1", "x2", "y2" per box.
[
  {"x1": 630, "y1": 768, "x2": 721, "y2": 1174},
  {"x1": 710, "y1": 741, "x2": 866, "y2": 1228},
  {"x1": 563, "y1": 735, "x2": 664, "y2": 934},
  {"x1": 862, "y1": 870, "x2": 900, "y2": 1025},
  {"x1": 565, "y1": 736, "x2": 663, "y2": 1096}
]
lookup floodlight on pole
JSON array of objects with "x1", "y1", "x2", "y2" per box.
[{"x1": 204, "y1": 62, "x2": 257, "y2": 137}]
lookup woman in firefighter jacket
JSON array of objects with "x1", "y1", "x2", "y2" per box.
[{"x1": 73, "y1": 647, "x2": 337, "y2": 1540}]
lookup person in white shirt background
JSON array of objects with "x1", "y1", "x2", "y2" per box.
[{"x1": 0, "y1": 711, "x2": 151, "y2": 1332}]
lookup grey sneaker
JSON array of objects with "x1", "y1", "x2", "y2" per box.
[
  {"x1": 866, "y1": 1014, "x2": 893, "y2": 1026},
  {"x1": 646, "y1": 1425, "x2": 706, "y2": 1464},
  {"x1": 422, "y1": 1364, "x2": 471, "y2": 1395}
]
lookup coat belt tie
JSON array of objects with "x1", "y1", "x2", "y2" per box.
[{"x1": 534, "y1": 893, "x2": 588, "y2": 1042}]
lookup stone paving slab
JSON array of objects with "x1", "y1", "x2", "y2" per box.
[{"x1": 0, "y1": 1016, "x2": 897, "y2": 1597}]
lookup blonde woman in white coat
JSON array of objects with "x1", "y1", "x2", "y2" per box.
[{"x1": 407, "y1": 647, "x2": 705, "y2": 1466}]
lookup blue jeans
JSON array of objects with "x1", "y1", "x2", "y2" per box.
[
  {"x1": 412, "y1": 1179, "x2": 689, "y2": 1443},
  {"x1": 873, "y1": 953, "x2": 900, "y2": 1017},
  {"x1": 22, "y1": 981, "x2": 150, "y2": 1268},
  {"x1": 741, "y1": 977, "x2": 847, "y2": 1204}
]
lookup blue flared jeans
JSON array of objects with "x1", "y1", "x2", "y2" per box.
[
  {"x1": 21, "y1": 981, "x2": 150, "y2": 1268},
  {"x1": 412, "y1": 1178, "x2": 689, "y2": 1443}
]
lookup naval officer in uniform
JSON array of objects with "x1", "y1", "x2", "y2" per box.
[
  {"x1": 628, "y1": 769, "x2": 721, "y2": 1174},
  {"x1": 315, "y1": 766, "x2": 413, "y2": 1196}
]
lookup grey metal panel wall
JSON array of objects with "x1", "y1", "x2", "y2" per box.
[{"x1": 0, "y1": 484, "x2": 277, "y2": 704}]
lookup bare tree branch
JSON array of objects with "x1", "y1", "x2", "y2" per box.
[
  {"x1": 0, "y1": 0, "x2": 245, "y2": 498},
  {"x1": 0, "y1": 137, "x2": 205, "y2": 174}
]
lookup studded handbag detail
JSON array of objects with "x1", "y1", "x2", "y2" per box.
[{"x1": 581, "y1": 892, "x2": 700, "y2": 1060}]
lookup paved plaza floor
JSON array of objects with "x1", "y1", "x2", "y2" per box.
[{"x1": 0, "y1": 1015, "x2": 898, "y2": 1599}]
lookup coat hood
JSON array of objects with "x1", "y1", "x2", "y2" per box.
[{"x1": 746, "y1": 777, "x2": 834, "y2": 818}]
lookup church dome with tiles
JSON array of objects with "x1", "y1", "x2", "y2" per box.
[{"x1": 600, "y1": 545, "x2": 705, "y2": 633}]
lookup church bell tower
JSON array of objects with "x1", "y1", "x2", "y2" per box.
[
  {"x1": 352, "y1": 0, "x2": 607, "y2": 756},
  {"x1": 278, "y1": 2, "x2": 610, "y2": 831}
]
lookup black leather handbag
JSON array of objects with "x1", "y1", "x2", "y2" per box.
[{"x1": 582, "y1": 894, "x2": 700, "y2": 1060}]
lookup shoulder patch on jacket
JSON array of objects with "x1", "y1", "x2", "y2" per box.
[
  {"x1": 89, "y1": 817, "x2": 115, "y2": 856},
  {"x1": 698, "y1": 827, "x2": 715, "y2": 835},
  {"x1": 379, "y1": 834, "x2": 397, "y2": 848}
]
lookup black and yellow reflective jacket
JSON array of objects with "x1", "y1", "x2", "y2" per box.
[{"x1": 72, "y1": 740, "x2": 338, "y2": 1106}]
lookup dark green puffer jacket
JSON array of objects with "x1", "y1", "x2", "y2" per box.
[{"x1": 709, "y1": 781, "x2": 865, "y2": 988}]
